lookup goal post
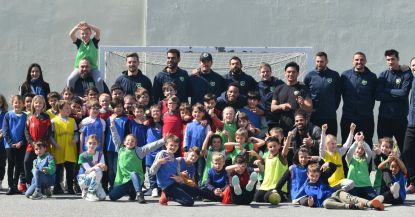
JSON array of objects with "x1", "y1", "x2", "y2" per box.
[{"x1": 99, "y1": 46, "x2": 314, "y2": 86}]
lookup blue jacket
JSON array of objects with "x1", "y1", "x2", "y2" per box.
[
  {"x1": 155, "y1": 150, "x2": 179, "y2": 189},
  {"x1": 129, "y1": 120, "x2": 148, "y2": 148},
  {"x1": 224, "y1": 71, "x2": 258, "y2": 97},
  {"x1": 105, "y1": 115, "x2": 129, "y2": 152},
  {"x1": 145, "y1": 123, "x2": 163, "y2": 167},
  {"x1": 152, "y1": 68, "x2": 189, "y2": 103},
  {"x1": 340, "y1": 67, "x2": 377, "y2": 120},
  {"x1": 2, "y1": 111, "x2": 27, "y2": 149},
  {"x1": 80, "y1": 117, "x2": 105, "y2": 152},
  {"x1": 0, "y1": 111, "x2": 6, "y2": 149},
  {"x1": 115, "y1": 70, "x2": 152, "y2": 97},
  {"x1": 304, "y1": 68, "x2": 341, "y2": 120},
  {"x1": 258, "y1": 77, "x2": 285, "y2": 109},
  {"x1": 304, "y1": 180, "x2": 336, "y2": 207},
  {"x1": 376, "y1": 69, "x2": 413, "y2": 119},
  {"x1": 184, "y1": 120, "x2": 208, "y2": 151},
  {"x1": 188, "y1": 71, "x2": 227, "y2": 105}
]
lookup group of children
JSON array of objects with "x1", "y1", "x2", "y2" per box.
[{"x1": 0, "y1": 20, "x2": 410, "y2": 211}]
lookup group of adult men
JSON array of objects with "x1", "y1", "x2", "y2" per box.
[{"x1": 69, "y1": 48, "x2": 415, "y2": 189}]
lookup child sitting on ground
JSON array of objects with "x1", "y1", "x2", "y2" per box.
[{"x1": 202, "y1": 152, "x2": 229, "y2": 202}]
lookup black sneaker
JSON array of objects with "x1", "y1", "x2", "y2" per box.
[
  {"x1": 53, "y1": 186, "x2": 64, "y2": 195},
  {"x1": 6, "y1": 187, "x2": 18, "y2": 195},
  {"x1": 67, "y1": 188, "x2": 76, "y2": 195},
  {"x1": 136, "y1": 193, "x2": 147, "y2": 204}
]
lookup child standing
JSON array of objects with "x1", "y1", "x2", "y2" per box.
[
  {"x1": 346, "y1": 132, "x2": 377, "y2": 200},
  {"x1": 61, "y1": 86, "x2": 74, "y2": 101},
  {"x1": 239, "y1": 91, "x2": 266, "y2": 137},
  {"x1": 201, "y1": 132, "x2": 224, "y2": 185},
  {"x1": 162, "y1": 96, "x2": 183, "y2": 157},
  {"x1": 130, "y1": 104, "x2": 148, "y2": 148},
  {"x1": 98, "y1": 93, "x2": 112, "y2": 120},
  {"x1": 78, "y1": 134, "x2": 107, "y2": 201},
  {"x1": 79, "y1": 100, "x2": 106, "y2": 152},
  {"x1": 319, "y1": 123, "x2": 355, "y2": 190},
  {"x1": 67, "y1": 21, "x2": 103, "y2": 93},
  {"x1": 160, "y1": 82, "x2": 177, "y2": 114},
  {"x1": 212, "y1": 106, "x2": 237, "y2": 149},
  {"x1": 46, "y1": 92, "x2": 60, "y2": 119},
  {"x1": 145, "y1": 104, "x2": 163, "y2": 197},
  {"x1": 0, "y1": 94, "x2": 8, "y2": 190},
  {"x1": 108, "y1": 116, "x2": 165, "y2": 203},
  {"x1": 184, "y1": 103, "x2": 211, "y2": 184},
  {"x1": 24, "y1": 95, "x2": 52, "y2": 191},
  {"x1": 254, "y1": 135, "x2": 292, "y2": 203},
  {"x1": 25, "y1": 142, "x2": 56, "y2": 199},
  {"x1": 2, "y1": 95, "x2": 27, "y2": 194},
  {"x1": 104, "y1": 97, "x2": 129, "y2": 190},
  {"x1": 50, "y1": 100, "x2": 78, "y2": 194}
]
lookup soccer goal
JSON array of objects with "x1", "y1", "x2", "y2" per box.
[{"x1": 99, "y1": 46, "x2": 313, "y2": 86}]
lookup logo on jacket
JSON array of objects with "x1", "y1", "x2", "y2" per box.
[
  {"x1": 361, "y1": 80, "x2": 368, "y2": 86},
  {"x1": 396, "y1": 78, "x2": 401, "y2": 85},
  {"x1": 327, "y1": 78, "x2": 333, "y2": 84},
  {"x1": 180, "y1": 76, "x2": 184, "y2": 82},
  {"x1": 240, "y1": 81, "x2": 246, "y2": 86},
  {"x1": 210, "y1": 81, "x2": 216, "y2": 87},
  {"x1": 136, "y1": 83, "x2": 142, "y2": 88}
]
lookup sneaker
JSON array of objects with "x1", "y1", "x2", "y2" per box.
[
  {"x1": 369, "y1": 198, "x2": 384, "y2": 211},
  {"x1": 349, "y1": 203, "x2": 365, "y2": 210},
  {"x1": 85, "y1": 192, "x2": 99, "y2": 202},
  {"x1": 406, "y1": 184, "x2": 415, "y2": 194},
  {"x1": 53, "y1": 186, "x2": 64, "y2": 195},
  {"x1": 81, "y1": 189, "x2": 88, "y2": 199},
  {"x1": 18, "y1": 183, "x2": 27, "y2": 193},
  {"x1": 245, "y1": 172, "x2": 258, "y2": 192},
  {"x1": 136, "y1": 193, "x2": 147, "y2": 204},
  {"x1": 6, "y1": 187, "x2": 19, "y2": 195},
  {"x1": 44, "y1": 187, "x2": 52, "y2": 198},
  {"x1": 67, "y1": 188, "x2": 76, "y2": 195},
  {"x1": 30, "y1": 191, "x2": 43, "y2": 200},
  {"x1": 151, "y1": 188, "x2": 159, "y2": 197},
  {"x1": 159, "y1": 191, "x2": 168, "y2": 205},
  {"x1": 390, "y1": 182, "x2": 400, "y2": 199},
  {"x1": 373, "y1": 195, "x2": 384, "y2": 203},
  {"x1": 231, "y1": 175, "x2": 242, "y2": 195}
]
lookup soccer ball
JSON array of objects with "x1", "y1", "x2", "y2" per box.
[{"x1": 268, "y1": 191, "x2": 281, "y2": 205}]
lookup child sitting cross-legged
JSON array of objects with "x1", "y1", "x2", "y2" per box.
[
  {"x1": 77, "y1": 134, "x2": 107, "y2": 201},
  {"x1": 201, "y1": 152, "x2": 229, "y2": 202},
  {"x1": 25, "y1": 141, "x2": 55, "y2": 200}
]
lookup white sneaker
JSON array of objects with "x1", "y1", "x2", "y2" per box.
[
  {"x1": 81, "y1": 189, "x2": 88, "y2": 199},
  {"x1": 86, "y1": 192, "x2": 99, "y2": 202},
  {"x1": 151, "y1": 188, "x2": 159, "y2": 197},
  {"x1": 231, "y1": 175, "x2": 242, "y2": 195},
  {"x1": 390, "y1": 182, "x2": 400, "y2": 199},
  {"x1": 246, "y1": 172, "x2": 258, "y2": 192}
]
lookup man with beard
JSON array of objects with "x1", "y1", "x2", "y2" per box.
[
  {"x1": 216, "y1": 82, "x2": 247, "y2": 111},
  {"x1": 271, "y1": 62, "x2": 312, "y2": 134},
  {"x1": 340, "y1": 52, "x2": 377, "y2": 147},
  {"x1": 304, "y1": 52, "x2": 341, "y2": 136},
  {"x1": 114, "y1": 53, "x2": 152, "y2": 97},
  {"x1": 290, "y1": 110, "x2": 321, "y2": 161},
  {"x1": 189, "y1": 52, "x2": 227, "y2": 105},
  {"x1": 73, "y1": 58, "x2": 109, "y2": 97},
  {"x1": 224, "y1": 56, "x2": 258, "y2": 97},
  {"x1": 152, "y1": 49, "x2": 190, "y2": 103}
]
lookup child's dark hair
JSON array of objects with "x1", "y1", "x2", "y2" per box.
[
  {"x1": 47, "y1": 91, "x2": 61, "y2": 101},
  {"x1": 133, "y1": 103, "x2": 145, "y2": 111},
  {"x1": 85, "y1": 86, "x2": 99, "y2": 96},
  {"x1": 110, "y1": 84, "x2": 124, "y2": 93},
  {"x1": 61, "y1": 86, "x2": 74, "y2": 96},
  {"x1": 33, "y1": 141, "x2": 47, "y2": 149},
  {"x1": 203, "y1": 93, "x2": 217, "y2": 102},
  {"x1": 135, "y1": 87, "x2": 149, "y2": 98},
  {"x1": 23, "y1": 93, "x2": 35, "y2": 100},
  {"x1": 209, "y1": 134, "x2": 223, "y2": 147},
  {"x1": 247, "y1": 91, "x2": 260, "y2": 100},
  {"x1": 236, "y1": 111, "x2": 249, "y2": 122},
  {"x1": 192, "y1": 103, "x2": 205, "y2": 113},
  {"x1": 307, "y1": 163, "x2": 320, "y2": 173},
  {"x1": 162, "y1": 82, "x2": 177, "y2": 91},
  {"x1": 294, "y1": 109, "x2": 307, "y2": 119},
  {"x1": 234, "y1": 154, "x2": 247, "y2": 164},
  {"x1": 265, "y1": 136, "x2": 280, "y2": 146},
  {"x1": 179, "y1": 102, "x2": 191, "y2": 113},
  {"x1": 71, "y1": 97, "x2": 83, "y2": 107},
  {"x1": 292, "y1": 148, "x2": 309, "y2": 165},
  {"x1": 110, "y1": 97, "x2": 124, "y2": 108},
  {"x1": 188, "y1": 146, "x2": 200, "y2": 157},
  {"x1": 168, "y1": 95, "x2": 180, "y2": 105},
  {"x1": 0, "y1": 94, "x2": 8, "y2": 112}
]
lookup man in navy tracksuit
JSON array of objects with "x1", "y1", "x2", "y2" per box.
[
  {"x1": 402, "y1": 57, "x2": 415, "y2": 194},
  {"x1": 257, "y1": 62, "x2": 285, "y2": 128},
  {"x1": 340, "y1": 52, "x2": 377, "y2": 147},
  {"x1": 114, "y1": 53, "x2": 152, "y2": 97},
  {"x1": 376, "y1": 49, "x2": 413, "y2": 152},
  {"x1": 152, "y1": 49, "x2": 190, "y2": 103},
  {"x1": 189, "y1": 52, "x2": 227, "y2": 105},
  {"x1": 304, "y1": 52, "x2": 341, "y2": 136},
  {"x1": 224, "y1": 56, "x2": 258, "y2": 97}
]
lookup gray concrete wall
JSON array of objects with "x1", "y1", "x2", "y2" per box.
[{"x1": 0, "y1": 0, "x2": 146, "y2": 99}]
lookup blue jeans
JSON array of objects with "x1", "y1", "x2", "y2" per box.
[
  {"x1": 106, "y1": 151, "x2": 118, "y2": 188},
  {"x1": 109, "y1": 172, "x2": 141, "y2": 201},
  {"x1": 78, "y1": 170, "x2": 103, "y2": 193},
  {"x1": 163, "y1": 182, "x2": 216, "y2": 206},
  {"x1": 25, "y1": 169, "x2": 54, "y2": 197}
]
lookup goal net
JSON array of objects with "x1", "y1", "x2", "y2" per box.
[{"x1": 99, "y1": 46, "x2": 313, "y2": 86}]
